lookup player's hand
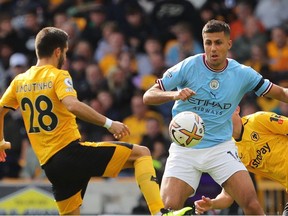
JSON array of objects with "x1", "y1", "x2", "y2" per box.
[
  {"x1": 108, "y1": 121, "x2": 130, "y2": 139},
  {"x1": 0, "y1": 141, "x2": 11, "y2": 162},
  {"x1": 194, "y1": 196, "x2": 213, "y2": 215},
  {"x1": 174, "y1": 88, "x2": 196, "y2": 101}
]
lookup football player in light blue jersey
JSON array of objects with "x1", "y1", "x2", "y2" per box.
[
  {"x1": 161, "y1": 54, "x2": 271, "y2": 149},
  {"x1": 144, "y1": 19, "x2": 288, "y2": 215}
]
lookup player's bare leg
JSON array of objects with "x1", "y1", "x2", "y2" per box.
[
  {"x1": 223, "y1": 170, "x2": 264, "y2": 215},
  {"x1": 123, "y1": 145, "x2": 194, "y2": 215},
  {"x1": 161, "y1": 176, "x2": 195, "y2": 210}
]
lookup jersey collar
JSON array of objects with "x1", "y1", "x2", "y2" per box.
[{"x1": 203, "y1": 54, "x2": 228, "y2": 72}]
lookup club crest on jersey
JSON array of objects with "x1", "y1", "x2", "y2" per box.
[
  {"x1": 250, "y1": 131, "x2": 259, "y2": 141},
  {"x1": 209, "y1": 79, "x2": 219, "y2": 90}
]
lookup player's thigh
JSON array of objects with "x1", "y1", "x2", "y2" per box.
[
  {"x1": 44, "y1": 140, "x2": 133, "y2": 214},
  {"x1": 223, "y1": 170, "x2": 258, "y2": 207},
  {"x1": 161, "y1": 176, "x2": 195, "y2": 209},
  {"x1": 79, "y1": 141, "x2": 133, "y2": 177},
  {"x1": 161, "y1": 144, "x2": 201, "y2": 205},
  {"x1": 207, "y1": 141, "x2": 246, "y2": 185}
]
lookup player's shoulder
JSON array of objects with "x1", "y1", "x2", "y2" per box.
[
  {"x1": 58, "y1": 69, "x2": 71, "y2": 77},
  {"x1": 245, "y1": 111, "x2": 280, "y2": 122},
  {"x1": 227, "y1": 58, "x2": 250, "y2": 69},
  {"x1": 179, "y1": 53, "x2": 204, "y2": 70}
]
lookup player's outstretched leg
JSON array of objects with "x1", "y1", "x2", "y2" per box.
[{"x1": 127, "y1": 145, "x2": 194, "y2": 215}]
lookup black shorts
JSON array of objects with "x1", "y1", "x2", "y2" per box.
[{"x1": 42, "y1": 140, "x2": 133, "y2": 214}]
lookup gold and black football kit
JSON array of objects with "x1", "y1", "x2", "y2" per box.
[
  {"x1": 235, "y1": 111, "x2": 288, "y2": 189},
  {"x1": 0, "y1": 65, "x2": 136, "y2": 214}
]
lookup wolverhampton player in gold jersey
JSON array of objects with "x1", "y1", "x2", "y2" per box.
[
  {"x1": 194, "y1": 106, "x2": 288, "y2": 215},
  {"x1": 0, "y1": 27, "x2": 193, "y2": 216}
]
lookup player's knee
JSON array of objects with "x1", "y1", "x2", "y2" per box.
[
  {"x1": 133, "y1": 145, "x2": 151, "y2": 158},
  {"x1": 242, "y1": 198, "x2": 262, "y2": 213},
  {"x1": 164, "y1": 198, "x2": 184, "y2": 211},
  {"x1": 138, "y1": 145, "x2": 151, "y2": 157}
]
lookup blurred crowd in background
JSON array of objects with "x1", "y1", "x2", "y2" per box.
[{"x1": 0, "y1": 0, "x2": 287, "y2": 199}]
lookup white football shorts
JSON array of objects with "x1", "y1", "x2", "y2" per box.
[{"x1": 163, "y1": 140, "x2": 247, "y2": 196}]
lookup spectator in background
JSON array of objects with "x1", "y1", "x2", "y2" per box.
[
  {"x1": 52, "y1": 11, "x2": 69, "y2": 29},
  {"x1": 120, "y1": 92, "x2": 164, "y2": 145},
  {"x1": 0, "y1": 13, "x2": 24, "y2": 54},
  {"x1": 68, "y1": 55, "x2": 89, "y2": 101},
  {"x1": 98, "y1": 30, "x2": 128, "y2": 76},
  {"x1": 73, "y1": 39, "x2": 94, "y2": 63},
  {"x1": 117, "y1": 50, "x2": 138, "y2": 77},
  {"x1": 165, "y1": 22, "x2": 203, "y2": 67},
  {"x1": 137, "y1": 51, "x2": 168, "y2": 91},
  {"x1": 83, "y1": 62, "x2": 106, "y2": 100},
  {"x1": 1, "y1": 53, "x2": 27, "y2": 95},
  {"x1": 59, "y1": 20, "x2": 81, "y2": 57},
  {"x1": 243, "y1": 44, "x2": 270, "y2": 76},
  {"x1": 17, "y1": 9, "x2": 45, "y2": 64},
  {"x1": 266, "y1": 25, "x2": 288, "y2": 77},
  {"x1": 103, "y1": 65, "x2": 135, "y2": 119},
  {"x1": 97, "y1": 90, "x2": 122, "y2": 122},
  {"x1": 122, "y1": 3, "x2": 151, "y2": 53},
  {"x1": 4, "y1": 52, "x2": 29, "y2": 89},
  {"x1": 255, "y1": 0, "x2": 288, "y2": 31},
  {"x1": 80, "y1": 4, "x2": 108, "y2": 50},
  {"x1": 135, "y1": 36, "x2": 163, "y2": 77},
  {"x1": 231, "y1": 16, "x2": 268, "y2": 63},
  {"x1": 93, "y1": 21, "x2": 119, "y2": 62},
  {"x1": 0, "y1": 43, "x2": 14, "y2": 71},
  {"x1": 198, "y1": 3, "x2": 217, "y2": 36},
  {"x1": 0, "y1": 52, "x2": 31, "y2": 179},
  {"x1": 229, "y1": 0, "x2": 265, "y2": 41},
  {"x1": 150, "y1": 0, "x2": 202, "y2": 44}
]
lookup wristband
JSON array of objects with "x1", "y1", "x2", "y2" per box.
[
  {"x1": 104, "y1": 118, "x2": 113, "y2": 129},
  {"x1": 0, "y1": 139, "x2": 5, "y2": 147}
]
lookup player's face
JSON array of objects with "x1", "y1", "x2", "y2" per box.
[
  {"x1": 203, "y1": 31, "x2": 232, "y2": 70},
  {"x1": 57, "y1": 47, "x2": 68, "y2": 69}
]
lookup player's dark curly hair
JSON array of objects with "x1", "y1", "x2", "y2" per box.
[
  {"x1": 35, "y1": 27, "x2": 69, "y2": 58},
  {"x1": 202, "y1": 19, "x2": 230, "y2": 37}
]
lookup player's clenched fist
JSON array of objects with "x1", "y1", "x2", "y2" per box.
[{"x1": 174, "y1": 88, "x2": 196, "y2": 101}]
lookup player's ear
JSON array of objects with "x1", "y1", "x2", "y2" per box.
[
  {"x1": 54, "y1": 47, "x2": 61, "y2": 57},
  {"x1": 228, "y1": 39, "x2": 232, "y2": 50}
]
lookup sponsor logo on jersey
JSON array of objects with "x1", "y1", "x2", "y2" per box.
[
  {"x1": 188, "y1": 98, "x2": 231, "y2": 110},
  {"x1": 249, "y1": 143, "x2": 271, "y2": 168},
  {"x1": 270, "y1": 114, "x2": 284, "y2": 124}
]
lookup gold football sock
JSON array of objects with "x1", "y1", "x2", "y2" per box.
[{"x1": 134, "y1": 156, "x2": 164, "y2": 215}]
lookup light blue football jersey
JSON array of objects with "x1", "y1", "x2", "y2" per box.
[{"x1": 158, "y1": 54, "x2": 272, "y2": 148}]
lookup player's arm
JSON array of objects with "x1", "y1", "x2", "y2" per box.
[
  {"x1": 0, "y1": 106, "x2": 12, "y2": 162},
  {"x1": 61, "y1": 95, "x2": 130, "y2": 139},
  {"x1": 194, "y1": 189, "x2": 234, "y2": 214},
  {"x1": 265, "y1": 84, "x2": 288, "y2": 103},
  {"x1": 143, "y1": 83, "x2": 195, "y2": 105}
]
